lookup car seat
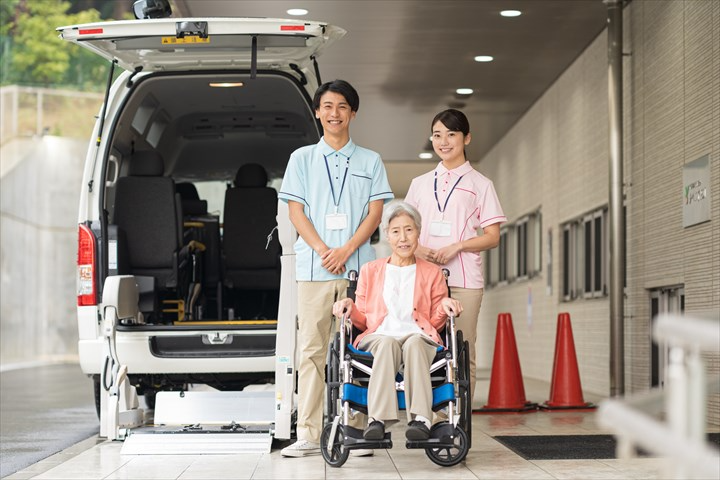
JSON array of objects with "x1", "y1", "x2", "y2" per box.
[
  {"x1": 222, "y1": 163, "x2": 281, "y2": 318},
  {"x1": 113, "y1": 151, "x2": 190, "y2": 320}
]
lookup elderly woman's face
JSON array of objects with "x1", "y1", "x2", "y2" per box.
[{"x1": 387, "y1": 213, "x2": 419, "y2": 260}]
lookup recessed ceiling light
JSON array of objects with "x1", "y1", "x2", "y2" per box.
[
  {"x1": 474, "y1": 55, "x2": 494, "y2": 62},
  {"x1": 419, "y1": 152, "x2": 434, "y2": 160},
  {"x1": 456, "y1": 88, "x2": 474, "y2": 95},
  {"x1": 287, "y1": 8, "x2": 308, "y2": 16},
  {"x1": 500, "y1": 9, "x2": 522, "y2": 17},
  {"x1": 209, "y1": 82, "x2": 244, "y2": 88}
]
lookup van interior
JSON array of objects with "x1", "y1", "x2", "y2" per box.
[{"x1": 100, "y1": 71, "x2": 319, "y2": 324}]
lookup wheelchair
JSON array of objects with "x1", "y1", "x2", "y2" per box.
[{"x1": 321, "y1": 271, "x2": 472, "y2": 468}]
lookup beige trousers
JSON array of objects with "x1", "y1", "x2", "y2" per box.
[
  {"x1": 449, "y1": 287, "x2": 484, "y2": 401},
  {"x1": 296, "y1": 280, "x2": 348, "y2": 442},
  {"x1": 359, "y1": 333, "x2": 439, "y2": 424}
]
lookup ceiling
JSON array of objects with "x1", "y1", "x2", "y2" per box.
[{"x1": 174, "y1": 0, "x2": 608, "y2": 190}]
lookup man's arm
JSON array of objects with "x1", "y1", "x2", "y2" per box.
[
  {"x1": 321, "y1": 199, "x2": 384, "y2": 274},
  {"x1": 288, "y1": 200, "x2": 330, "y2": 257}
]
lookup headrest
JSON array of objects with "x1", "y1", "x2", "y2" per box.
[
  {"x1": 127, "y1": 151, "x2": 165, "y2": 176},
  {"x1": 182, "y1": 199, "x2": 208, "y2": 216},
  {"x1": 176, "y1": 182, "x2": 200, "y2": 201},
  {"x1": 235, "y1": 163, "x2": 268, "y2": 188}
]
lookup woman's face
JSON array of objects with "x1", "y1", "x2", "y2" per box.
[
  {"x1": 387, "y1": 213, "x2": 419, "y2": 260},
  {"x1": 431, "y1": 120, "x2": 471, "y2": 163}
]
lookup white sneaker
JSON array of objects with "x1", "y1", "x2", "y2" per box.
[
  {"x1": 352, "y1": 448, "x2": 374, "y2": 457},
  {"x1": 281, "y1": 439, "x2": 321, "y2": 457}
]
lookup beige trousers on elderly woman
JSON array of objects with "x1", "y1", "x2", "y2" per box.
[{"x1": 358, "y1": 333, "x2": 439, "y2": 424}]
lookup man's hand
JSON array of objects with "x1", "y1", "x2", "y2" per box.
[{"x1": 321, "y1": 244, "x2": 352, "y2": 275}]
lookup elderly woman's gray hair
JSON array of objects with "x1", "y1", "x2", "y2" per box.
[{"x1": 381, "y1": 201, "x2": 422, "y2": 233}]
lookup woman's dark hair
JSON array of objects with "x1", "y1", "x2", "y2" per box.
[
  {"x1": 431, "y1": 108, "x2": 470, "y2": 135},
  {"x1": 312, "y1": 79, "x2": 360, "y2": 112}
]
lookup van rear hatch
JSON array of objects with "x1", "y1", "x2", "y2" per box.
[{"x1": 57, "y1": 17, "x2": 345, "y2": 72}]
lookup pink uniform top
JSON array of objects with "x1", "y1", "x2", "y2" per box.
[{"x1": 405, "y1": 161, "x2": 506, "y2": 289}]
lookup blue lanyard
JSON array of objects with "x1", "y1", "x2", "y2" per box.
[
  {"x1": 324, "y1": 154, "x2": 349, "y2": 209},
  {"x1": 434, "y1": 171, "x2": 465, "y2": 213}
]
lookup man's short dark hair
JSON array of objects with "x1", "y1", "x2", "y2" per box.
[{"x1": 312, "y1": 79, "x2": 360, "y2": 112}]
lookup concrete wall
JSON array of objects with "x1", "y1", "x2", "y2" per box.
[
  {"x1": 477, "y1": 0, "x2": 719, "y2": 423},
  {"x1": 0, "y1": 136, "x2": 87, "y2": 366}
]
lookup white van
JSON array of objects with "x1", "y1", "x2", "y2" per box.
[{"x1": 59, "y1": 17, "x2": 345, "y2": 423}]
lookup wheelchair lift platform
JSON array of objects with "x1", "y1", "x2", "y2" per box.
[
  {"x1": 121, "y1": 391, "x2": 275, "y2": 455},
  {"x1": 99, "y1": 275, "x2": 296, "y2": 455}
]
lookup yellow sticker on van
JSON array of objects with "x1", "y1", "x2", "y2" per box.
[{"x1": 161, "y1": 36, "x2": 210, "y2": 45}]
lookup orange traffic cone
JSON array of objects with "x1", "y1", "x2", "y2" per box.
[
  {"x1": 542, "y1": 313, "x2": 595, "y2": 410},
  {"x1": 478, "y1": 313, "x2": 537, "y2": 413}
]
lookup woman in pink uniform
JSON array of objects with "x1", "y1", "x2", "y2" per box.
[{"x1": 405, "y1": 109, "x2": 506, "y2": 401}]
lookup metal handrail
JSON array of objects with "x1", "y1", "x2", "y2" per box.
[{"x1": 598, "y1": 313, "x2": 720, "y2": 480}]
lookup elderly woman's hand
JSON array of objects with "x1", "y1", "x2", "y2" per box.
[
  {"x1": 440, "y1": 298, "x2": 463, "y2": 317},
  {"x1": 332, "y1": 298, "x2": 355, "y2": 318}
]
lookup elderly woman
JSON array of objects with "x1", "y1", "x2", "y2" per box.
[{"x1": 332, "y1": 201, "x2": 463, "y2": 442}]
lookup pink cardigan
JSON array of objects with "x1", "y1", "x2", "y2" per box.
[{"x1": 349, "y1": 257, "x2": 449, "y2": 347}]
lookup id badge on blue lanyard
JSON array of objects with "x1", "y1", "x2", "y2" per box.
[
  {"x1": 429, "y1": 220, "x2": 452, "y2": 237},
  {"x1": 431, "y1": 171, "x2": 464, "y2": 237},
  {"x1": 324, "y1": 154, "x2": 349, "y2": 231},
  {"x1": 326, "y1": 211, "x2": 348, "y2": 230}
]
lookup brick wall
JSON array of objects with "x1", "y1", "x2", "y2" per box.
[{"x1": 477, "y1": 0, "x2": 719, "y2": 424}]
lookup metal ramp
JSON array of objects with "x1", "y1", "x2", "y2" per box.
[{"x1": 121, "y1": 390, "x2": 276, "y2": 455}]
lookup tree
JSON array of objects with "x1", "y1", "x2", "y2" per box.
[
  {"x1": 0, "y1": 0, "x2": 21, "y2": 84},
  {"x1": 5, "y1": 0, "x2": 107, "y2": 89}
]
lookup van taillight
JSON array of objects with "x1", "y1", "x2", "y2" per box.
[{"x1": 77, "y1": 224, "x2": 96, "y2": 306}]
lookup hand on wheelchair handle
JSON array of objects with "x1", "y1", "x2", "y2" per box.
[
  {"x1": 441, "y1": 297, "x2": 463, "y2": 317},
  {"x1": 332, "y1": 298, "x2": 354, "y2": 318}
]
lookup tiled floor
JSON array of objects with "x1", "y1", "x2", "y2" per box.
[
  {"x1": 5, "y1": 413, "x2": 672, "y2": 480},
  {"x1": 4, "y1": 376, "x2": 677, "y2": 480}
]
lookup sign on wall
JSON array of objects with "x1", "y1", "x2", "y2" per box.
[{"x1": 682, "y1": 154, "x2": 711, "y2": 228}]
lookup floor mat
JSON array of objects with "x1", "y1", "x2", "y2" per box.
[{"x1": 494, "y1": 433, "x2": 720, "y2": 460}]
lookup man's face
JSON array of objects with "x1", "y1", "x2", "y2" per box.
[{"x1": 315, "y1": 91, "x2": 356, "y2": 137}]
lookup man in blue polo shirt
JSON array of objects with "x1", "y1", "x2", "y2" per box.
[{"x1": 279, "y1": 79, "x2": 393, "y2": 457}]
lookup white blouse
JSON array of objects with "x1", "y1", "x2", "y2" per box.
[{"x1": 374, "y1": 263, "x2": 425, "y2": 339}]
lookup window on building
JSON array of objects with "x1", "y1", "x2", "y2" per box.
[
  {"x1": 498, "y1": 228, "x2": 508, "y2": 283},
  {"x1": 516, "y1": 219, "x2": 528, "y2": 278},
  {"x1": 486, "y1": 209, "x2": 542, "y2": 288},
  {"x1": 562, "y1": 207, "x2": 607, "y2": 301}
]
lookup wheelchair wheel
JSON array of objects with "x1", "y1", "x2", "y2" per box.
[
  {"x1": 425, "y1": 427, "x2": 469, "y2": 467},
  {"x1": 320, "y1": 423, "x2": 349, "y2": 468},
  {"x1": 456, "y1": 330, "x2": 472, "y2": 448},
  {"x1": 326, "y1": 334, "x2": 341, "y2": 423}
]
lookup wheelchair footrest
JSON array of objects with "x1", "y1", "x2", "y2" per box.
[
  {"x1": 342, "y1": 425, "x2": 393, "y2": 450},
  {"x1": 406, "y1": 438, "x2": 457, "y2": 450},
  {"x1": 406, "y1": 423, "x2": 457, "y2": 450}
]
